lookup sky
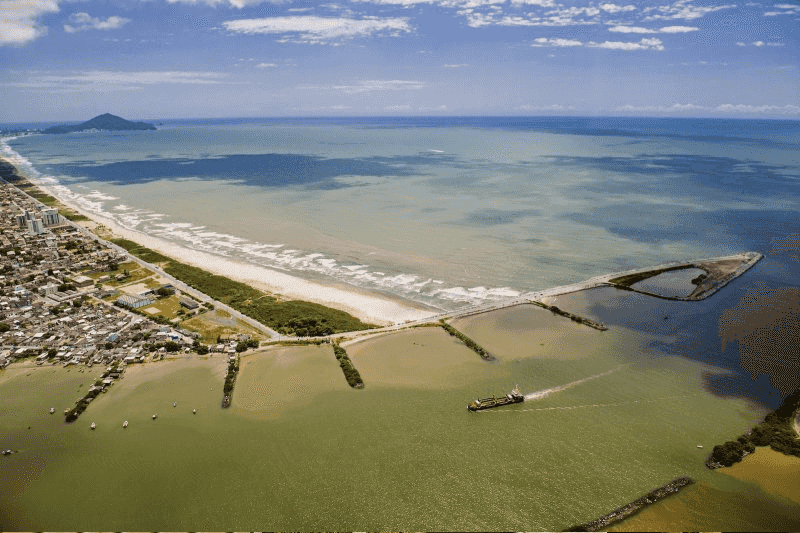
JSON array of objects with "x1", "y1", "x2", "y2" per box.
[{"x1": 0, "y1": 0, "x2": 797, "y2": 121}]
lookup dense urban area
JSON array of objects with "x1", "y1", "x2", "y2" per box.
[{"x1": 0, "y1": 174, "x2": 254, "y2": 374}]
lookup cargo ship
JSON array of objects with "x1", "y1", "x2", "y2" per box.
[{"x1": 468, "y1": 386, "x2": 524, "y2": 411}]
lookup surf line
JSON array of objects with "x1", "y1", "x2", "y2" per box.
[
  {"x1": 523, "y1": 365, "x2": 626, "y2": 401},
  {"x1": 480, "y1": 394, "x2": 692, "y2": 414}
]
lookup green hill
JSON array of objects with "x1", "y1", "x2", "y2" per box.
[{"x1": 43, "y1": 113, "x2": 156, "y2": 134}]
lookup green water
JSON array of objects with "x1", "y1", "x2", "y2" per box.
[{"x1": 1, "y1": 309, "x2": 799, "y2": 530}]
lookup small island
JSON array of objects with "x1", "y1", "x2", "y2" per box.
[{"x1": 42, "y1": 113, "x2": 157, "y2": 134}]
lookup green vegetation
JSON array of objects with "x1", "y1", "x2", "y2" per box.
[
  {"x1": 333, "y1": 343, "x2": 364, "y2": 389},
  {"x1": 438, "y1": 320, "x2": 496, "y2": 362},
  {"x1": 268, "y1": 338, "x2": 330, "y2": 347},
  {"x1": 222, "y1": 355, "x2": 240, "y2": 408},
  {"x1": 529, "y1": 301, "x2": 608, "y2": 331},
  {"x1": 112, "y1": 238, "x2": 375, "y2": 335},
  {"x1": 0, "y1": 322, "x2": 9, "y2": 333},
  {"x1": 608, "y1": 265, "x2": 691, "y2": 287},
  {"x1": 61, "y1": 212, "x2": 90, "y2": 222},
  {"x1": 708, "y1": 388, "x2": 800, "y2": 468},
  {"x1": 110, "y1": 238, "x2": 171, "y2": 264},
  {"x1": 236, "y1": 339, "x2": 259, "y2": 352}
]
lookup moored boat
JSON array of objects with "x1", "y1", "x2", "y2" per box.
[
  {"x1": 152, "y1": 414, "x2": 157, "y2": 420},
  {"x1": 49, "y1": 407, "x2": 55, "y2": 414},
  {"x1": 90, "y1": 422, "x2": 96, "y2": 430},
  {"x1": 468, "y1": 385, "x2": 524, "y2": 411},
  {"x1": 123, "y1": 420, "x2": 128, "y2": 428}
]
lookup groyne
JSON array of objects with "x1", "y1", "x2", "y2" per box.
[
  {"x1": 333, "y1": 343, "x2": 364, "y2": 389},
  {"x1": 221, "y1": 354, "x2": 240, "y2": 408},
  {"x1": 65, "y1": 363, "x2": 123, "y2": 422},
  {"x1": 529, "y1": 301, "x2": 607, "y2": 331},
  {"x1": 566, "y1": 476, "x2": 695, "y2": 531},
  {"x1": 438, "y1": 320, "x2": 496, "y2": 362}
]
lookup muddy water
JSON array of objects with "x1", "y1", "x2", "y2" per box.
[{"x1": 1, "y1": 303, "x2": 798, "y2": 530}]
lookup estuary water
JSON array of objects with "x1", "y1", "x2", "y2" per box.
[{"x1": 3, "y1": 116, "x2": 799, "y2": 310}]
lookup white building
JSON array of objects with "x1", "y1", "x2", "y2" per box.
[
  {"x1": 26, "y1": 218, "x2": 46, "y2": 235},
  {"x1": 42, "y1": 208, "x2": 61, "y2": 226}
]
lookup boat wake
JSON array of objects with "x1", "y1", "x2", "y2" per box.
[
  {"x1": 523, "y1": 365, "x2": 625, "y2": 401},
  {"x1": 483, "y1": 394, "x2": 691, "y2": 413}
]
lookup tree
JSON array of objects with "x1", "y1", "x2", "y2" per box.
[
  {"x1": 0, "y1": 322, "x2": 9, "y2": 333},
  {"x1": 164, "y1": 341, "x2": 180, "y2": 352}
]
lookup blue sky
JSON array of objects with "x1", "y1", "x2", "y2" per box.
[{"x1": 0, "y1": 0, "x2": 797, "y2": 121}]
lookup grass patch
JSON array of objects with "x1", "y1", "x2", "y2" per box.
[
  {"x1": 111, "y1": 238, "x2": 172, "y2": 264},
  {"x1": 114, "y1": 239, "x2": 375, "y2": 335},
  {"x1": 180, "y1": 313, "x2": 264, "y2": 344},
  {"x1": 61, "y1": 212, "x2": 90, "y2": 222},
  {"x1": 608, "y1": 265, "x2": 691, "y2": 287}
]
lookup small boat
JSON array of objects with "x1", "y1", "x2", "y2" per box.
[
  {"x1": 49, "y1": 407, "x2": 55, "y2": 414},
  {"x1": 697, "y1": 445, "x2": 703, "y2": 448},
  {"x1": 1, "y1": 449, "x2": 14, "y2": 456},
  {"x1": 193, "y1": 409, "x2": 196, "y2": 414},
  {"x1": 123, "y1": 421, "x2": 128, "y2": 428},
  {"x1": 173, "y1": 402, "x2": 177, "y2": 407},
  {"x1": 152, "y1": 414, "x2": 157, "y2": 420},
  {"x1": 90, "y1": 422, "x2": 96, "y2": 430},
  {"x1": 64, "y1": 408, "x2": 69, "y2": 414}
]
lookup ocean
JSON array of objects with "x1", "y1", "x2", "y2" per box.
[
  {"x1": 2, "y1": 116, "x2": 800, "y2": 529},
  {"x1": 4, "y1": 116, "x2": 798, "y2": 311}
]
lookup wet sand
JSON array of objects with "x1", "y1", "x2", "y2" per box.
[{"x1": 719, "y1": 446, "x2": 800, "y2": 504}]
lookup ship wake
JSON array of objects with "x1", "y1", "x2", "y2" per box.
[{"x1": 523, "y1": 365, "x2": 625, "y2": 401}]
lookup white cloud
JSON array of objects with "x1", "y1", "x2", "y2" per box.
[
  {"x1": 616, "y1": 103, "x2": 800, "y2": 115},
  {"x1": 0, "y1": 0, "x2": 59, "y2": 45},
  {"x1": 300, "y1": 79, "x2": 426, "y2": 93},
  {"x1": 256, "y1": 62, "x2": 278, "y2": 67},
  {"x1": 510, "y1": 0, "x2": 557, "y2": 6},
  {"x1": 609, "y1": 24, "x2": 698, "y2": 33},
  {"x1": 222, "y1": 16, "x2": 412, "y2": 43},
  {"x1": 763, "y1": 4, "x2": 800, "y2": 15},
  {"x1": 443, "y1": 63, "x2": 469, "y2": 67},
  {"x1": 753, "y1": 40, "x2": 764, "y2": 46},
  {"x1": 608, "y1": 25, "x2": 656, "y2": 33},
  {"x1": 736, "y1": 41, "x2": 745, "y2": 46},
  {"x1": 64, "y1": 12, "x2": 130, "y2": 33},
  {"x1": 418, "y1": 104, "x2": 448, "y2": 111},
  {"x1": 531, "y1": 37, "x2": 583, "y2": 47},
  {"x1": 643, "y1": 0, "x2": 736, "y2": 21},
  {"x1": 166, "y1": 0, "x2": 289, "y2": 7},
  {"x1": 598, "y1": 3, "x2": 636, "y2": 13},
  {"x1": 384, "y1": 104, "x2": 412, "y2": 111},
  {"x1": 658, "y1": 25, "x2": 699, "y2": 32},
  {"x1": 7, "y1": 70, "x2": 229, "y2": 91},
  {"x1": 587, "y1": 37, "x2": 664, "y2": 50}
]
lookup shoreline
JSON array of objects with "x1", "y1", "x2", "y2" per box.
[{"x1": 0, "y1": 153, "x2": 439, "y2": 326}]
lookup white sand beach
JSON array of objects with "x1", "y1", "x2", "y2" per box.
[{"x1": 30, "y1": 178, "x2": 439, "y2": 326}]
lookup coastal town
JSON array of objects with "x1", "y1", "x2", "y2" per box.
[{"x1": 0, "y1": 168, "x2": 253, "y2": 373}]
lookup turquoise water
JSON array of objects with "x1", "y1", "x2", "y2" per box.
[{"x1": 4, "y1": 117, "x2": 798, "y2": 310}]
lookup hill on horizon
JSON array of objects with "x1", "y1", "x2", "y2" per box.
[{"x1": 43, "y1": 113, "x2": 156, "y2": 134}]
